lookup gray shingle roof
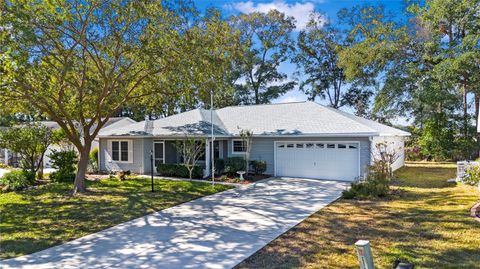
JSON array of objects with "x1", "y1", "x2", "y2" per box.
[
  {"x1": 323, "y1": 106, "x2": 411, "y2": 136},
  {"x1": 36, "y1": 118, "x2": 134, "y2": 131},
  {"x1": 98, "y1": 101, "x2": 410, "y2": 137},
  {"x1": 99, "y1": 109, "x2": 229, "y2": 137}
]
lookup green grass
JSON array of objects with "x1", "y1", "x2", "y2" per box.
[
  {"x1": 394, "y1": 163, "x2": 456, "y2": 188},
  {"x1": 236, "y1": 164, "x2": 480, "y2": 269},
  {"x1": 0, "y1": 177, "x2": 231, "y2": 259},
  {"x1": 404, "y1": 161, "x2": 457, "y2": 169}
]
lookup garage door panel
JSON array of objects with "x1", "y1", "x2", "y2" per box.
[{"x1": 275, "y1": 141, "x2": 359, "y2": 181}]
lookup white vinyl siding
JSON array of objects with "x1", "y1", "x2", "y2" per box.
[{"x1": 371, "y1": 136, "x2": 405, "y2": 171}]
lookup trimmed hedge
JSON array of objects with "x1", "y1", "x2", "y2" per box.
[
  {"x1": 157, "y1": 163, "x2": 203, "y2": 179},
  {"x1": 250, "y1": 160, "x2": 267, "y2": 175},
  {"x1": 214, "y1": 159, "x2": 225, "y2": 175},
  {"x1": 0, "y1": 170, "x2": 35, "y2": 191},
  {"x1": 224, "y1": 157, "x2": 246, "y2": 176}
]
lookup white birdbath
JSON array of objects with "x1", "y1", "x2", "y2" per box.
[{"x1": 236, "y1": 171, "x2": 246, "y2": 180}]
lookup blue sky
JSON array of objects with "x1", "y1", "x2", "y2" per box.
[{"x1": 193, "y1": 0, "x2": 407, "y2": 115}]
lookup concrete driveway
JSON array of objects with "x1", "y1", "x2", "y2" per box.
[{"x1": 2, "y1": 178, "x2": 347, "y2": 269}]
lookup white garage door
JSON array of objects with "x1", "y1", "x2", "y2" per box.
[{"x1": 275, "y1": 142, "x2": 360, "y2": 181}]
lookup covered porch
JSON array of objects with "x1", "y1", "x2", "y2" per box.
[{"x1": 151, "y1": 138, "x2": 229, "y2": 178}]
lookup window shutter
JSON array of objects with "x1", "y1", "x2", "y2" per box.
[
  {"x1": 128, "y1": 140, "x2": 133, "y2": 163},
  {"x1": 106, "y1": 140, "x2": 112, "y2": 162}
]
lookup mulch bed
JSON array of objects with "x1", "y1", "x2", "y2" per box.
[
  {"x1": 203, "y1": 174, "x2": 271, "y2": 184},
  {"x1": 84, "y1": 173, "x2": 271, "y2": 185}
]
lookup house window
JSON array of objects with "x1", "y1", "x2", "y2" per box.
[
  {"x1": 306, "y1": 143, "x2": 314, "y2": 148},
  {"x1": 232, "y1": 140, "x2": 247, "y2": 153},
  {"x1": 111, "y1": 140, "x2": 130, "y2": 162},
  {"x1": 296, "y1": 143, "x2": 304, "y2": 148},
  {"x1": 338, "y1": 144, "x2": 347, "y2": 149},
  {"x1": 327, "y1": 144, "x2": 335, "y2": 149},
  {"x1": 349, "y1": 144, "x2": 358, "y2": 149},
  {"x1": 316, "y1": 143, "x2": 325, "y2": 148}
]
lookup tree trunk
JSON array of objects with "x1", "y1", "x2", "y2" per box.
[
  {"x1": 30, "y1": 156, "x2": 36, "y2": 176},
  {"x1": 37, "y1": 152, "x2": 46, "y2": 179},
  {"x1": 463, "y1": 84, "x2": 468, "y2": 138},
  {"x1": 74, "y1": 145, "x2": 90, "y2": 194},
  {"x1": 38, "y1": 160, "x2": 43, "y2": 180},
  {"x1": 475, "y1": 94, "x2": 480, "y2": 158}
]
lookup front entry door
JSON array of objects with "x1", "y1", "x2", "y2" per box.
[
  {"x1": 210, "y1": 140, "x2": 221, "y2": 159},
  {"x1": 153, "y1": 141, "x2": 165, "y2": 172}
]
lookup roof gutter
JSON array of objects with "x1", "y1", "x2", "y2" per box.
[
  {"x1": 377, "y1": 132, "x2": 411, "y2": 137},
  {"x1": 98, "y1": 132, "x2": 380, "y2": 139}
]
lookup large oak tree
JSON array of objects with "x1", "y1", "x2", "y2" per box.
[
  {"x1": 116, "y1": 8, "x2": 243, "y2": 119},
  {"x1": 0, "y1": 0, "x2": 192, "y2": 193}
]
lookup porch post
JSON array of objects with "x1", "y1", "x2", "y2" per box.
[
  {"x1": 204, "y1": 139, "x2": 210, "y2": 178},
  {"x1": 4, "y1": 149, "x2": 8, "y2": 165}
]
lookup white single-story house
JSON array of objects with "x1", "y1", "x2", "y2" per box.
[
  {"x1": 97, "y1": 101, "x2": 410, "y2": 181},
  {"x1": 1, "y1": 117, "x2": 136, "y2": 168}
]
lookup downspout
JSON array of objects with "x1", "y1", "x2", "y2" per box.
[{"x1": 368, "y1": 136, "x2": 374, "y2": 176}]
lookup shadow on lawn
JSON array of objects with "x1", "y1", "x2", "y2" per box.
[
  {"x1": 2, "y1": 178, "x2": 346, "y2": 269},
  {"x1": 235, "y1": 184, "x2": 479, "y2": 269},
  {"x1": 0, "y1": 178, "x2": 229, "y2": 260}
]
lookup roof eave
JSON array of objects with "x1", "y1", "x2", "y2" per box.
[
  {"x1": 377, "y1": 132, "x2": 411, "y2": 137},
  {"x1": 98, "y1": 132, "x2": 380, "y2": 138},
  {"x1": 97, "y1": 134, "x2": 233, "y2": 139}
]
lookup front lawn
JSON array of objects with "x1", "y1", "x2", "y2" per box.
[
  {"x1": 0, "y1": 177, "x2": 231, "y2": 259},
  {"x1": 236, "y1": 164, "x2": 480, "y2": 269}
]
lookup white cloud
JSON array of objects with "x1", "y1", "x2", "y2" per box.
[
  {"x1": 230, "y1": 1, "x2": 327, "y2": 30},
  {"x1": 274, "y1": 91, "x2": 308, "y2": 103}
]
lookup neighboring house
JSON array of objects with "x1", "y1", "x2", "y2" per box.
[
  {"x1": 1, "y1": 118, "x2": 136, "y2": 168},
  {"x1": 98, "y1": 102, "x2": 410, "y2": 182}
]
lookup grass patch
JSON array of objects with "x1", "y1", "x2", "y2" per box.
[
  {"x1": 236, "y1": 164, "x2": 480, "y2": 269},
  {"x1": 0, "y1": 177, "x2": 231, "y2": 259},
  {"x1": 405, "y1": 161, "x2": 457, "y2": 169},
  {"x1": 394, "y1": 164, "x2": 456, "y2": 188}
]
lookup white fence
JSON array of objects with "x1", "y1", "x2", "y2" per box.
[{"x1": 456, "y1": 161, "x2": 479, "y2": 182}]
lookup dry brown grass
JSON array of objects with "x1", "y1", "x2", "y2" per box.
[{"x1": 236, "y1": 164, "x2": 480, "y2": 269}]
